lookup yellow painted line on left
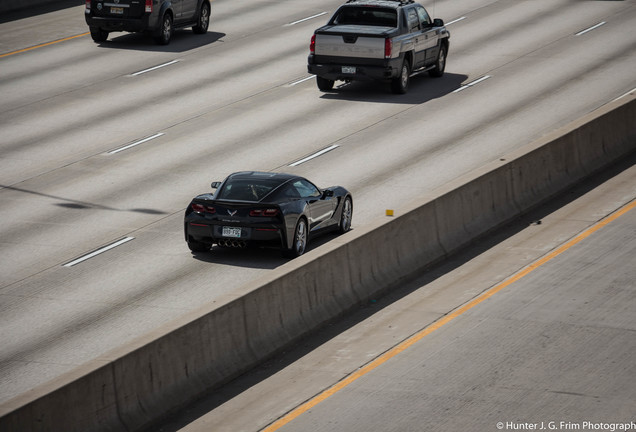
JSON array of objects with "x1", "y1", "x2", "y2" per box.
[
  {"x1": 0, "y1": 32, "x2": 89, "y2": 59},
  {"x1": 261, "y1": 198, "x2": 636, "y2": 432}
]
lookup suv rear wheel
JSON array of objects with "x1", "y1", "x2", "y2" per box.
[
  {"x1": 154, "y1": 13, "x2": 173, "y2": 45},
  {"x1": 192, "y1": 2, "x2": 210, "y2": 34},
  {"x1": 90, "y1": 27, "x2": 109, "y2": 43}
]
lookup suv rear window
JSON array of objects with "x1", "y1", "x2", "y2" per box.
[{"x1": 331, "y1": 7, "x2": 397, "y2": 27}]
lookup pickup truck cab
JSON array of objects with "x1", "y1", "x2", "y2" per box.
[{"x1": 308, "y1": 0, "x2": 450, "y2": 94}]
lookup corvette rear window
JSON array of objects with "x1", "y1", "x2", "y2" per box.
[
  {"x1": 217, "y1": 179, "x2": 282, "y2": 201},
  {"x1": 331, "y1": 7, "x2": 397, "y2": 27}
]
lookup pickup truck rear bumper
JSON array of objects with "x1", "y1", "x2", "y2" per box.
[{"x1": 308, "y1": 54, "x2": 402, "y2": 82}]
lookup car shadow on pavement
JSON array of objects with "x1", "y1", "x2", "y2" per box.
[
  {"x1": 189, "y1": 230, "x2": 349, "y2": 269},
  {"x1": 318, "y1": 72, "x2": 468, "y2": 105},
  {"x1": 94, "y1": 30, "x2": 226, "y2": 53}
]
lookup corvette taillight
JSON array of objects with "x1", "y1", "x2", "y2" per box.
[
  {"x1": 310, "y1": 34, "x2": 316, "y2": 54},
  {"x1": 145, "y1": 0, "x2": 153, "y2": 13},
  {"x1": 250, "y1": 209, "x2": 279, "y2": 217},
  {"x1": 384, "y1": 38, "x2": 392, "y2": 59},
  {"x1": 192, "y1": 203, "x2": 215, "y2": 214}
]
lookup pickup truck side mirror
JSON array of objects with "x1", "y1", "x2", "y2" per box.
[{"x1": 433, "y1": 18, "x2": 444, "y2": 27}]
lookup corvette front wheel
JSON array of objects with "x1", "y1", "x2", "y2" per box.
[{"x1": 339, "y1": 197, "x2": 353, "y2": 233}]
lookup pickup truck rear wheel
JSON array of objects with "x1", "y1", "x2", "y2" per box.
[
  {"x1": 192, "y1": 2, "x2": 210, "y2": 34},
  {"x1": 316, "y1": 76, "x2": 335, "y2": 91},
  {"x1": 429, "y1": 44, "x2": 447, "y2": 78},
  {"x1": 391, "y1": 59, "x2": 410, "y2": 94}
]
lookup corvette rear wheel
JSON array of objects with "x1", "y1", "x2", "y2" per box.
[
  {"x1": 339, "y1": 197, "x2": 353, "y2": 233},
  {"x1": 288, "y1": 218, "x2": 308, "y2": 258},
  {"x1": 187, "y1": 239, "x2": 208, "y2": 252}
]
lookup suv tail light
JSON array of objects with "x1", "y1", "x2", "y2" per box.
[
  {"x1": 191, "y1": 203, "x2": 216, "y2": 214},
  {"x1": 384, "y1": 38, "x2": 392, "y2": 59},
  {"x1": 310, "y1": 34, "x2": 316, "y2": 54},
  {"x1": 85, "y1": 0, "x2": 90, "y2": 13},
  {"x1": 250, "y1": 209, "x2": 279, "y2": 217},
  {"x1": 145, "y1": 0, "x2": 153, "y2": 13}
]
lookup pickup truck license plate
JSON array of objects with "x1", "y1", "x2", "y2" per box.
[
  {"x1": 341, "y1": 66, "x2": 356, "y2": 74},
  {"x1": 222, "y1": 227, "x2": 242, "y2": 238},
  {"x1": 110, "y1": 6, "x2": 124, "y2": 14}
]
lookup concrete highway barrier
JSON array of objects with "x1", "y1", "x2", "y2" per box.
[{"x1": 1, "y1": 94, "x2": 634, "y2": 431}]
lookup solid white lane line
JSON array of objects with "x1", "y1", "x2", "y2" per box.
[
  {"x1": 108, "y1": 133, "x2": 164, "y2": 154},
  {"x1": 446, "y1": 17, "x2": 467, "y2": 25},
  {"x1": 287, "y1": 12, "x2": 328, "y2": 26},
  {"x1": 453, "y1": 75, "x2": 491, "y2": 93},
  {"x1": 576, "y1": 21, "x2": 606, "y2": 36},
  {"x1": 288, "y1": 76, "x2": 315, "y2": 86},
  {"x1": 131, "y1": 60, "x2": 179, "y2": 76},
  {"x1": 63, "y1": 237, "x2": 135, "y2": 267},
  {"x1": 289, "y1": 145, "x2": 339, "y2": 167}
]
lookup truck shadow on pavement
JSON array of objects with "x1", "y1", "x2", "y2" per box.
[{"x1": 319, "y1": 72, "x2": 468, "y2": 105}]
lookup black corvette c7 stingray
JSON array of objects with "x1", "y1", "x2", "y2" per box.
[{"x1": 184, "y1": 171, "x2": 353, "y2": 257}]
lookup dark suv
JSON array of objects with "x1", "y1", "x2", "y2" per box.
[{"x1": 84, "y1": 0, "x2": 211, "y2": 45}]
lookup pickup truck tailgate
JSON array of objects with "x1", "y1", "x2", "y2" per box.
[
  {"x1": 315, "y1": 34, "x2": 385, "y2": 59},
  {"x1": 314, "y1": 25, "x2": 394, "y2": 59}
]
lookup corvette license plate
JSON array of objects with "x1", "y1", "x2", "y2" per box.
[
  {"x1": 222, "y1": 227, "x2": 242, "y2": 238},
  {"x1": 110, "y1": 6, "x2": 124, "y2": 14},
  {"x1": 341, "y1": 66, "x2": 356, "y2": 74}
]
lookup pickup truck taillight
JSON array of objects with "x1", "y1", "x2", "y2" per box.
[
  {"x1": 85, "y1": 0, "x2": 90, "y2": 13},
  {"x1": 384, "y1": 38, "x2": 392, "y2": 59},
  {"x1": 145, "y1": 0, "x2": 153, "y2": 13},
  {"x1": 310, "y1": 34, "x2": 316, "y2": 54}
]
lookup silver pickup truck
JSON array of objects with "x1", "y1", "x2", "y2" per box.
[{"x1": 307, "y1": 0, "x2": 450, "y2": 94}]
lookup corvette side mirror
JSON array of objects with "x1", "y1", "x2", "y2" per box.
[{"x1": 211, "y1": 181, "x2": 221, "y2": 189}]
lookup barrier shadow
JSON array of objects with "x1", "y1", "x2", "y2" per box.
[{"x1": 0, "y1": 0, "x2": 83, "y2": 23}]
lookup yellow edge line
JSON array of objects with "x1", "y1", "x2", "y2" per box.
[
  {"x1": 0, "y1": 32, "x2": 89, "y2": 59},
  {"x1": 262, "y1": 198, "x2": 636, "y2": 432}
]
